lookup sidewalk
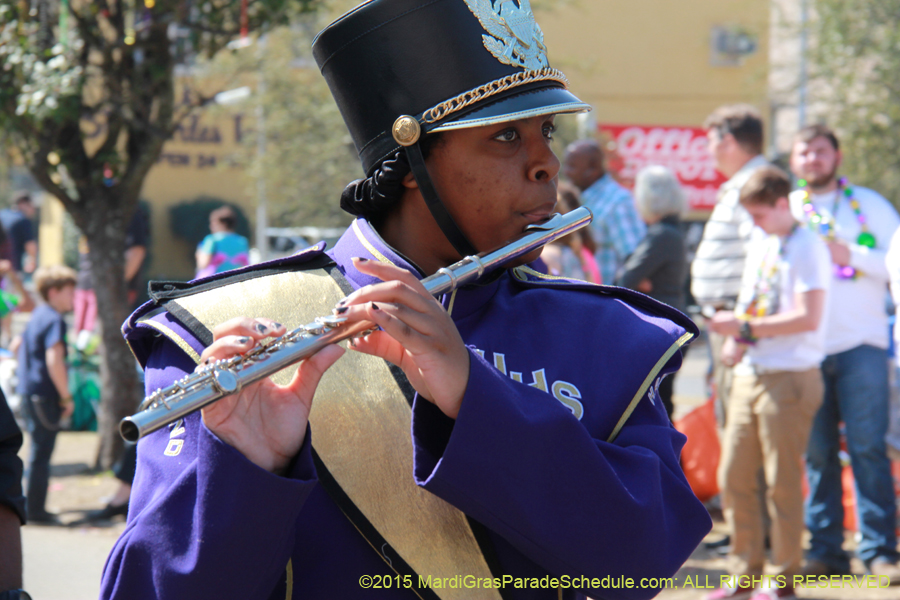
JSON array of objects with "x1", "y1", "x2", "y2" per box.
[{"x1": 19, "y1": 432, "x2": 125, "y2": 599}]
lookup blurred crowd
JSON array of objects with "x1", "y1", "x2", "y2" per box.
[
  {"x1": 0, "y1": 200, "x2": 249, "y2": 545},
  {"x1": 537, "y1": 104, "x2": 900, "y2": 600}
]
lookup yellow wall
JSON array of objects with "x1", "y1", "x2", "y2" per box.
[
  {"x1": 139, "y1": 94, "x2": 253, "y2": 281},
  {"x1": 38, "y1": 194, "x2": 65, "y2": 267},
  {"x1": 537, "y1": 0, "x2": 769, "y2": 127}
]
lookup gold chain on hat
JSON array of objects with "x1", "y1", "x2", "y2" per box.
[{"x1": 421, "y1": 67, "x2": 569, "y2": 124}]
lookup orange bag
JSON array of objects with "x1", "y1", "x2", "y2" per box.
[{"x1": 675, "y1": 398, "x2": 720, "y2": 502}]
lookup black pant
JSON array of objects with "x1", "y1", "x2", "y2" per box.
[
  {"x1": 113, "y1": 441, "x2": 137, "y2": 485},
  {"x1": 23, "y1": 395, "x2": 61, "y2": 517}
]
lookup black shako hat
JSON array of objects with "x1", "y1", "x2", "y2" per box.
[{"x1": 313, "y1": 0, "x2": 590, "y2": 256}]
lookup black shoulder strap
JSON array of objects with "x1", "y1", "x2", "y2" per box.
[
  {"x1": 150, "y1": 254, "x2": 340, "y2": 348},
  {"x1": 148, "y1": 253, "x2": 336, "y2": 304}
]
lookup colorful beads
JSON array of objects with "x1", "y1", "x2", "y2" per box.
[
  {"x1": 857, "y1": 231, "x2": 876, "y2": 248},
  {"x1": 800, "y1": 177, "x2": 875, "y2": 280},
  {"x1": 836, "y1": 265, "x2": 856, "y2": 279}
]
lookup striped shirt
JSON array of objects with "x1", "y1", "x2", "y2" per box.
[
  {"x1": 691, "y1": 155, "x2": 769, "y2": 308},
  {"x1": 581, "y1": 174, "x2": 646, "y2": 284}
]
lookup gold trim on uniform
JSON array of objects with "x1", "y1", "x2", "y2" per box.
[
  {"x1": 607, "y1": 332, "x2": 694, "y2": 443},
  {"x1": 352, "y1": 220, "x2": 394, "y2": 265},
  {"x1": 512, "y1": 264, "x2": 595, "y2": 283},
  {"x1": 137, "y1": 319, "x2": 202, "y2": 364},
  {"x1": 422, "y1": 68, "x2": 568, "y2": 125},
  {"x1": 285, "y1": 559, "x2": 293, "y2": 600},
  {"x1": 446, "y1": 289, "x2": 459, "y2": 316},
  {"x1": 432, "y1": 102, "x2": 589, "y2": 132}
]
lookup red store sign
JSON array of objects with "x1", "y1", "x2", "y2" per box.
[{"x1": 597, "y1": 124, "x2": 726, "y2": 212}]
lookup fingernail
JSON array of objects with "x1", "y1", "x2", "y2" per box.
[
  {"x1": 336, "y1": 299, "x2": 346, "y2": 307},
  {"x1": 237, "y1": 336, "x2": 251, "y2": 344},
  {"x1": 353, "y1": 257, "x2": 369, "y2": 262},
  {"x1": 371, "y1": 302, "x2": 379, "y2": 310},
  {"x1": 273, "y1": 322, "x2": 283, "y2": 329},
  {"x1": 255, "y1": 323, "x2": 268, "y2": 334},
  {"x1": 334, "y1": 306, "x2": 348, "y2": 314}
]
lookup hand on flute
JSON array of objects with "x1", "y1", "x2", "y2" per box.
[
  {"x1": 198, "y1": 317, "x2": 344, "y2": 475},
  {"x1": 338, "y1": 258, "x2": 470, "y2": 419}
]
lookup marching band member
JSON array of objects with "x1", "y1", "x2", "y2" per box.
[{"x1": 101, "y1": 1, "x2": 710, "y2": 598}]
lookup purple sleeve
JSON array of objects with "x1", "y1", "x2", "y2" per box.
[
  {"x1": 412, "y1": 349, "x2": 710, "y2": 600},
  {"x1": 100, "y1": 336, "x2": 319, "y2": 600}
]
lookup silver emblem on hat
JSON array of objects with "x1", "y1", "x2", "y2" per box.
[{"x1": 464, "y1": 0, "x2": 549, "y2": 71}]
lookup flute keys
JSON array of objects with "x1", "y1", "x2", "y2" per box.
[
  {"x1": 213, "y1": 370, "x2": 240, "y2": 394},
  {"x1": 317, "y1": 315, "x2": 347, "y2": 328},
  {"x1": 303, "y1": 322, "x2": 325, "y2": 335}
]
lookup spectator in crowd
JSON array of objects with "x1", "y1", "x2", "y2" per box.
[
  {"x1": 540, "y1": 182, "x2": 600, "y2": 283},
  {"x1": 563, "y1": 139, "x2": 645, "y2": 284},
  {"x1": 195, "y1": 206, "x2": 250, "y2": 278},
  {"x1": 616, "y1": 165, "x2": 689, "y2": 419},
  {"x1": 16, "y1": 265, "x2": 77, "y2": 525},
  {"x1": 0, "y1": 195, "x2": 36, "y2": 349},
  {"x1": 74, "y1": 204, "x2": 149, "y2": 348},
  {"x1": 707, "y1": 167, "x2": 830, "y2": 600},
  {"x1": 0, "y1": 389, "x2": 26, "y2": 597},
  {"x1": 691, "y1": 104, "x2": 769, "y2": 426},
  {"x1": 0, "y1": 260, "x2": 34, "y2": 318},
  {"x1": 885, "y1": 228, "x2": 900, "y2": 459},
  {"x1": 0, "y1": 193, "x2": 37, "y2": 276},
  {"x1": 789, "y1": 124, "x2": 900, "y2": 581}
]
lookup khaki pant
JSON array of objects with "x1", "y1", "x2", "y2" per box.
[
  {"x1": 719, "y1": 368, "x2": 824, "y2": 578},
  {"x1": 708, "y1": 331, "x2": 734, "y2": 429}
]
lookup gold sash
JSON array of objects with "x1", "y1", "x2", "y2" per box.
[{"x1": 167, "y1": 268, "x2": 501, "y2": 600}]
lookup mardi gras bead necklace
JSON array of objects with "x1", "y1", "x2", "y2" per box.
[
  {"x1": 744, "y1": 224, "x2": 798, "y2": 318},
  {"x1": 797, "y1": 176, "x2": 875, "y2": 279},
  {"x1": 735, "y1": 225, "x2": 798, "y2": 345}
]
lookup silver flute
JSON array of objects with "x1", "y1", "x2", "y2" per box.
[{"x1": 120, "y1": 206, "x2": 592, "y2": 442}]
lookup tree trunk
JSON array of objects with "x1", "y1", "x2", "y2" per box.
[{"x1": 80, "y1": 199, "x2": 141, "y2": 470}]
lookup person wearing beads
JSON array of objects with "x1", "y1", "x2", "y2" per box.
[
  {"x1": 788, "y1": 124, "x2": 900, "y2": 582},
  {"x1": 99, "y1": 1, "x2": 711, "y2": 599},
  {"x1": 706, "y1": 166, "x2": 831, "y2": 600}
]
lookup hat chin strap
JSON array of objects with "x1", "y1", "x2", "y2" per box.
[{"x1": 404, "y1": 142, "x2": 478, "y2": 258}]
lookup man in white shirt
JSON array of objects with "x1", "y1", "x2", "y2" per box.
[
  {"x1": 707, "y1": 166, "x2": 830, "y2": 600},
  {"x1": 691, "y1": 104, "x2": 770, "y2": 425},
  {"x1": 789, "y1": 124, "x2": 900, "y2": 581},
  {"x1": 882, "y1": 230, "x2": 900, "y2": 458}
]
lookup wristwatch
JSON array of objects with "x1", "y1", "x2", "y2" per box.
[
  {"x1": 739, "y1": 320, "x2": 758, "y2": 345},
  {"x1": 0, "y1": 590, "x2": 33, "y2": 600}
]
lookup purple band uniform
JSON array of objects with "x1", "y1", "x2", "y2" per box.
[{"x1": 101, "y1": 217, "x2": 711, "y2": 600}]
